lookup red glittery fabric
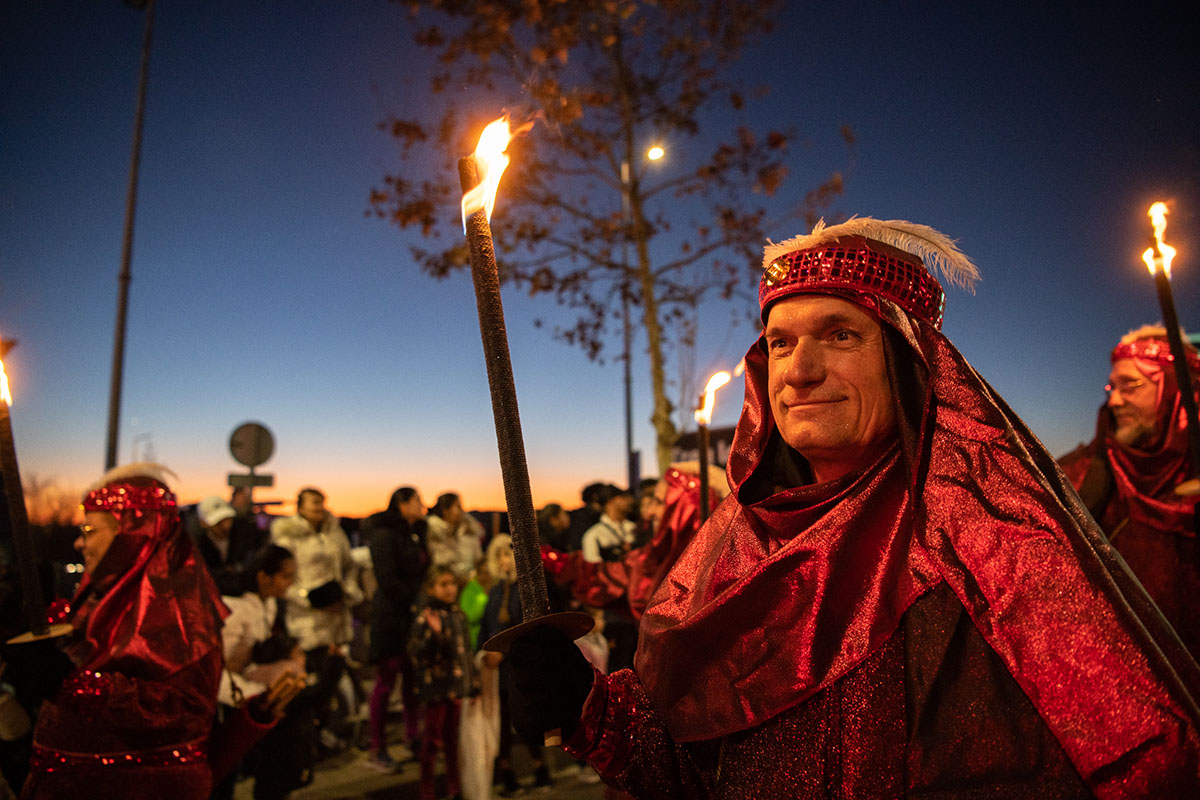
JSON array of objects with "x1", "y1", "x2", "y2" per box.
[
  {"x1": 1060, "y1": 341, "x2": 1200, "y2": 658},
  {"x1": 23, "y1": 478, "x2": 226, "y2": 799},
  {"x1": 540, "y1": 468, "x2": 710, "y2": 619},
  {"x1": 625, "y1": 468, "x2": 710, "y2": 620},
  {"x1": 569, "y1": 297, "x2": 1200, "y2": 797},
  {"x1": 571, "y1": 585, "x2": 1089, "y2": 798}
]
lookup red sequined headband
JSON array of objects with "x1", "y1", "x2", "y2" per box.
[
  {"x1": 1111, "y1": 338, "x2": 1200, "y2": 374},
  {"x1": 82, "y1": 481, "x2": 178, "y2": 514},
  {"x1": 758, "y1": 237, "x2": 946, "y2": 329}
]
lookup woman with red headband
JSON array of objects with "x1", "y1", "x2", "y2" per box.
[{"x1": 22, "y1": 463, "x2": 226, "y2": 800}]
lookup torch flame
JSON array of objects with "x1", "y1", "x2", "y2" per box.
[
  {"x1": 1142, "y1": 201, "x2": 1177, "y2": 278},
  {"x1": 461, "y1": 115, "x2": 534, "y2": 231},
  {"x1": 694, "y1": 370, "x2": 732, "y2": 426},
  {"x1": 0, "y1": 355, "x2": 11, "y2": 407}
]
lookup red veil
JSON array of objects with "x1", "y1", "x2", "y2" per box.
[{"x1": 636, "y1": 280, "x2": 1200, "y2": 794}]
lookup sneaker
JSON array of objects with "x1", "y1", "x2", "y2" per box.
[
  {"x1": 363, "y1": 750, "x2": 398, "y2": 774},
  {"x1": 319, "y1": 727, "x2": 347, "y2": 753}
]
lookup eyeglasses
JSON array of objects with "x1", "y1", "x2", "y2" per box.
[{"x1": 1105, "y1": 378, "x2": 1148, "y2": 398}]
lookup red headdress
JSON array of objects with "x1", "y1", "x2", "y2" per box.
[
  {"x1": 636, "y1": 219, "x2": 1200, "y2": 794},
  {"x1": 72, "y1": 463, "x2": 226, "y2": 680}
]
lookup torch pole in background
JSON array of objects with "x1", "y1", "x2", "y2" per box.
[{"x1": 0, "y1": 342, "x2": 49, "y2": 638}]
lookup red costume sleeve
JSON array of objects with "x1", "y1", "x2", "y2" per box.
[{"x1": 565, "y1": 668, "x2": 708, "y2": 797}]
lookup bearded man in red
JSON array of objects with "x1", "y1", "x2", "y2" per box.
[
  {"x1": 507, "y1": 219, "x2": 1200, "y2": 799},
  {"x1": 1059, "y1": 326, "x2": 1200, "y2": 659},
  {"x1": 22, "y1": 464, "x2": 226, "y2": 800}
]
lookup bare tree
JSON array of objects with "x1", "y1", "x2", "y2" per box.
[
  {"x1": 24, "y1": 474, "x2": 81, "y2": 526},
  {"x1": 370, "y1": 0, "x2": 848, "y2": 471}
]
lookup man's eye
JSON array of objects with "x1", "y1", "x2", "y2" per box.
[{"x1": 831, "y1": 329, "x2": 858, "y2": 343}]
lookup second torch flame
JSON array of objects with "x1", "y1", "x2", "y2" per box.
[
  {"x1": 0, "y1": 355, "x2": 11, "y2": 407},
  {"x1": 1142, "y1": 201, "x2": 1177, "y2": 278},
  {"x1": 461, "y1": 116, "x2": 534, "y2": 230},
  {"x1": 695, "y1": 371, "x2": 732, "y2": 426}
]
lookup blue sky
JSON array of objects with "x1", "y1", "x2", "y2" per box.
[{"x1": 2, "y1": 1, "x2": 1197, "y2": 516}]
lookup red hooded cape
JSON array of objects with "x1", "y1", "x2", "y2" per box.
[
  {"x1": 623, "y1": 296, "x2": 1200, "y2": 796},
  {"x1": 25, "y1": 477, "x2": 227, "y2": 800}
]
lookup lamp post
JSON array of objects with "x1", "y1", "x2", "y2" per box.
[
  {"x1": 104, "y1": 0, "x2": 156, "y2": 470},
  {"x1": 620, "y1": 144, "x2": 664, "y2": 493}
]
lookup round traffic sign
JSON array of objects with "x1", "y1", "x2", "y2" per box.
[{"x1": 229, "y1": 422, "x2": 274, "y2": 467}]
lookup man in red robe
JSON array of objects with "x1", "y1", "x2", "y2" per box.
[
  {"x1": 1059, "y1": 326, "x2": 1200, "y2": 659},
  {"x1": 508, "y1": 219, "x2": 1200, "y2": 798},
  {"x1": 23, "y1": 464, "x2": 227, "y2": 800}
]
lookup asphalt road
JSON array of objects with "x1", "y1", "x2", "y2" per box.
[{"x1": 232, "y1": 731, "x2": 609, "y2": 800}]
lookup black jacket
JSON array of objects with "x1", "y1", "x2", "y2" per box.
[{"x1": 365, "y1": 511, "x2": 427, "y2": 662}]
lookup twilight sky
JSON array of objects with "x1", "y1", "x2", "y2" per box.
[{"x1": 2, "y1": 0, "x2": 1197, "y2": 518}]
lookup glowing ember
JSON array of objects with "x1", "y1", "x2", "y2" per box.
[
  {"x1": 694, "y1": 370, "x2": 732, "y2": 426},
  {"x1": 0, "y1": 355, "x2": 11, "y2": 407},
  {"x1": 461, "y1": 115, "x2": 534, "y2": 231},
  {"x1": 1142, "y1": 201, "x2": 1177, "y2": 278}
]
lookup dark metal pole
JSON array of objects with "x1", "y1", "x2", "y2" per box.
[
  {"x1": 620, "y1": 160, "x2": 637, "y2": 492},
  {"x1": 105, "y1": 0, "x2": 155, "y2": 470},
  {"x1": 623, "y1": 287, "x2": 638, "y2": 492},
  {"x1": 698, "y1": 416, "x2": 711, "y2": 522}
]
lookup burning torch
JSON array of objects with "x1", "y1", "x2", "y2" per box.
[
  {"x1": 1140, "y1": 202, "x2": 1200, "y2": 495},
  {"x1": 1, "y1": 340, "x2": 58, "y2": 642},
  {"x1": 457, "y1": 118, "x2": 592, "y2": 694},
  {"x1": 694, "y1": 370, "x2": 731, "y2": 521}
]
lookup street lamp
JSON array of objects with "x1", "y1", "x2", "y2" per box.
[
  {"x1": 105, "y1": 0, "x2": 157, "y2": 470},
  {"x1": 621, "y1": 144, "x2": 665, "y2": 494}
]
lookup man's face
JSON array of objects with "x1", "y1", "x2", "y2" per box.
[
  {"x1": 259, "y1": 558, "x2": 297, "y2": 599},
  {"x1": 765, "y1": 294, "x2": 897, "y2": 483},
  {"x1": 206, "y1": 517, "x2": 233, "y2": 541},
  {"x1": 1108, "y1": 359, "x2": 1160, "y2": 447},
  {"x1": 400, "y1": 493, "x2": 424, "y2": 523},
  {"x1": 76, "y1": 511, "x2": 120, "y2": 575},
  {"x1": 298, "y1": 492, "x2": 328, "y2": 528},
  {"x1": 443, "y1": 500, "x2": 464, "y2": 526},
  {"x1": 640, "y1": 482, "x2": 666, "y2": 527},
  {"x1": 607, "y1": 494, "x2": 632, "y2": 520}
]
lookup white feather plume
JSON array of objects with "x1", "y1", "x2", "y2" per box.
[
  {"x1": 85, "y1": 461, "x2": 178, "y2": 495},
  {"x1": 763, "y1": 217, "x2": 980, "y2": 292}
]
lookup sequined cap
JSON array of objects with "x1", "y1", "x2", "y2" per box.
[
  {"x1": 80, "y1": 462, "x2": 179, "y2": 514},
  {"x1": 81, "y1": 481, "x2": 177, "y2": 514},
  {"x1": 1111, "y1": 336, "x2": 1200, "y2": 373},
  {"x1": 758, "y1": 218, "x2": 980, "y2": 330},
  {"x1": 759, "y1": 236, "x2": 946, "y2": 328}
]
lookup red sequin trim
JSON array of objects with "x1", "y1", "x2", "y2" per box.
[
  {"x1": 31, "y1": 739, "x2": 207, "y2": 773},
  {"x1": 81, "y1": 481, "x2": 177, "y2": 514},
  {"x1": 1111, "y1": 338, "x2": 1200, "y2": 373},
  {"x1": 759, "y1": 240, "x2": 946, "y2": 328}
]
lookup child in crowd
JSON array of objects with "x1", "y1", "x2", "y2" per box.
[{"x1": 408, "y1": 565, "x2": 476, "y2": 800}]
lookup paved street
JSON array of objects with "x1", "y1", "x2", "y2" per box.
[{"x1": 233, "y1": 731, "x2": 608, "y2": 800}]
